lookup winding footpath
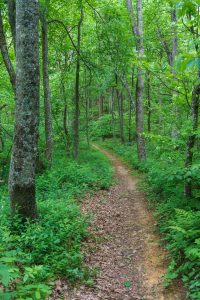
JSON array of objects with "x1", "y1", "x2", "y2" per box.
[{"x1": 52, "y1": 145, "x2": 186, "y2": 300}]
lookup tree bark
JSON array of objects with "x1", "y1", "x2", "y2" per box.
[
  {"x1": 135, "y1": 0, "x2": 146, "y2": 160},
  {"x1": 42, "y1": 16, "x2": 53, "y2": 163},
  {"x1": 73, "y1": 7, "x2": 83, "y2": 160},
  {"x1": 9, "y1": 0, "x2": 40, "y2": 220},
  {"x1": 0, "y1": 9, "x2": 16, "y2": 94}
]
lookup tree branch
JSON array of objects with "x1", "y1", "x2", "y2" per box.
[
  {"x1": 0, "y1": 9, "x2": 16, "y2": 94},
  {"x1": 48, "y1": 18, "x2": 93, "y2": 71}
]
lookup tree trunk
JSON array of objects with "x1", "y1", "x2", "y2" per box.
[
  {"x1": 147, "y1": 71, "x2": 151, "y2": 133},
  {"x1": 98, "y1": 95, "x2": 104, "y2": 117},
  {"x1": 85, "y1": 89, "x2": 90, "y2": 147},
  {"x1": 63, "y1": 104, "x2": 68, "y2": 137},
  {"x1": 128, "y1": 94, "x2": 132, "y2": 143},
  {"x1": 9, "y1": 0, "x2": 40, "y2": 220},
  {"x1": 61, "y1": 79, "x2": 70, "y2": 152},
  {"x1": 109, "y1": 90, "x2": 112, "y2": 114},
  {"x1": 185, "y1": 72, "x2": 200, "y2": 197},
  {"x1": 136, "y1": 0, "x2": 146, "y2": 160},
  {"x1": 7, "y1": 0, "x2": 16, "y2": 51},
  {"x1": 171, "y1": 8, "x2": 178, "y2": 68},
  {"x1": 171, "y1": 7, "x2": 179, "y2": 139},
  {"x1": 126, "y1": 0, "x2": 137, "y2": 37},
  {"x1": 117, "y1": 88, "x2": 125, "y2": 144},
  {"x1": 158, "y1": 85, "x2": 163, "y2": 133},
  {"x1": 111, "y1": 88, "x2": 116, "y2": 140},
  {"x1": 63, "y1": 102, "x2": 71, "y2": 153},
  {"x1": 0, "y1": 104, "x2": 6, "y2": 152},
  {"x1": 128, "y1": 69, "x2": 135, "y2": 143},
  {"x1": 73, "y1": 7, "x2": 83, "y2": 160},
  {"x1": 0, "y1": 116, "x2": 4, "y2": 152},
  {"x1": 0, "y1": 9, "x2": 16, "y2": 94},
  {"x1": 126, "y1": 0, "x2": 146, "y2": 159},
  {"x1": 42, "y1": 17, "x2": 53, "y2": 163}
]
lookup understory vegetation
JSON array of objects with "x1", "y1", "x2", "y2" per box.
[
  {"x1": 0, "y1": 145, "x2": 113, "y2": 299},
  {"x1": 101, "y1": 139, "x2": 200, "y2": 299}
]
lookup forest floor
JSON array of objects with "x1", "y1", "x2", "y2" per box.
[{"x1": 52, "y1": 145, "x2": 186, "y2": 300}]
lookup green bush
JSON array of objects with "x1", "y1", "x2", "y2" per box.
[
  {"x1": 0, "y1": 145, "x2": 113, "y2": 299},
  {"x1": 90, "y1": 115, "x2": 114, "y2": 140},
  {"x1": 164, "y1": 209, "x2": 200, "y2": 299},
  {"x1": 89, "y1": 113, "x2": 133, "y2": 141}
]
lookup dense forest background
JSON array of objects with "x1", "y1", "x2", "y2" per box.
[{"x1": 0, "y1": 0, "x2": 199, "y2": 299}]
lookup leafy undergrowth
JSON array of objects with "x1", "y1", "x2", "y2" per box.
[
  {"x1": 0, "y1": 144, "x2": 113, "y2": 300},
  {"x1": 101, "y1": 139, "x2": 200, "y2": 300}
]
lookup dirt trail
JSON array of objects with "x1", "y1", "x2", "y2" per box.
[{"x1": 52, "y1": 145, "x2": 186, "y2": 300}]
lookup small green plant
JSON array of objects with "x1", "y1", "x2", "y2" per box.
[{"x1": 123, "y1": 281, "x2": 132, "y2": 288}]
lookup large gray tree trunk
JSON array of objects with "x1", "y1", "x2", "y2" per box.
[
  {"x1": 0, "y1": 9, "x2": 16, "y2": 93},
  {"x1": 42, "y1": 17, "x2": 53, "y2": 163},
  {"x1": 136, "y1": 0, "x2": 146, "y2": 160},
  {"x1": 9, "y1": 0, "x2": 40, "y2": 220}
]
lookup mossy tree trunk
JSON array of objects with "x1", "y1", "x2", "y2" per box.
[{"x1": 9, "y1": 0, "x2": 40, "y2": 220}]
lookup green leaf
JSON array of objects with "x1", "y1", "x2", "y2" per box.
[
  {"x1": 0, "y1": 265, "x2": 10, "y2": 287},
  {"x1": 35, "y1": 290, "x2": 41, "y2": 300},
  {"x1": 186, "y1": 58, "x2": 200, "y2": 70}
]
